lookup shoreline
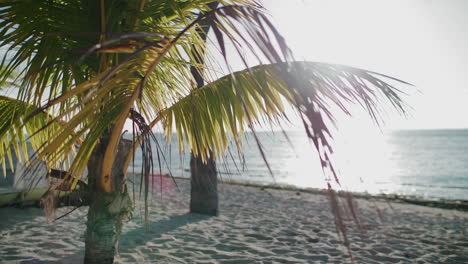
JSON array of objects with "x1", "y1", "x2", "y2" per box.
[
  {"x1": 161, "y1": 174, "x2": 468, "y2": 212},
  {"x1": 2, "y1": 173, "x2": 467, "y2": 212}
]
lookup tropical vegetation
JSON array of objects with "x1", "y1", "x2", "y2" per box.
[{"x1": 0, "y1": 0, "x2": 407, "y2": 263}]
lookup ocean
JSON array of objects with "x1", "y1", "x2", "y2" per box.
[{"x1": 128, "y1": 129, "x2": 468, "y2": 201}]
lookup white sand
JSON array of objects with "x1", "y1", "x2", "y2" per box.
[{"x1": 0, "y1": 178, "x2": 467, "y2": 264}]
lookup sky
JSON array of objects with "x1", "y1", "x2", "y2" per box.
[{"x1": 257, "y1": 0, "x2": 468, "y2": 130}]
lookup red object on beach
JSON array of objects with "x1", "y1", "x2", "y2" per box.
[
  {"x1": 149, "y1": 174, "x2": 176, "y2": 195},
  {"x1": 150, "y1": 173, "x2": 163, "y2": 195}
]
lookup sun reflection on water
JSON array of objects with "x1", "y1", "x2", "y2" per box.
[
  {"x1": 278, "y1": 127, "x2": 400, "y2": 196},
  {"x1": 129, "y1": 128, "x2": 468, "y2": 200}
]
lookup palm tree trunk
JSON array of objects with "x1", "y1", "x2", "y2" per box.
[
  {"x1": 190, "y1": 153, "x2": 218, "y2": 215},
  {"x1": 84, "y1": 194, "x2": 118, "y2": 264},
  {"x1": 84, "y1": 137, "x2": 132, "y2": 264}
]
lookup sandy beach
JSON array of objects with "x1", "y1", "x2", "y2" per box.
[{"x1": 0, "y1": 177, "x2": 467, "y2": 264}]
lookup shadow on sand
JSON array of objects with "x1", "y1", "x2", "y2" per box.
[
  {"x1": 119, "y1": 212, "x2": 213, "y2": 249},
  {"x1": 48, "y1": 213, "x2": 212, "y2": 263}
]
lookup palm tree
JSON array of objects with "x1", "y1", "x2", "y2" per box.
[
  {"x1": 189, "y1": 1, "x2": 220, "y2": 216},
  {"x1": 0, "y1": 1, "x2": 408, "y2": 263}
]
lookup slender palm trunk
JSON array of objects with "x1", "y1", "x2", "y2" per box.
[
  {"x1": 84, "y1": 194, "x2": 118, "y2": 263},
  {"x1": 84, "y1": 137, "x2": 132, "y2": 264},
  {"x1": 190, "y1": 153, "x2": 218, "y2": 215}
]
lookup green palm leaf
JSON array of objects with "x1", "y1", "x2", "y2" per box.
[
  {"x1": 0, "y1": 95, "x2": 74, "y2": 178},
  {"x1": 11, "y1": 2, "x2": 287, "y2": 193},
  {"x1": 153, "y1": 62, "x2": 408, "y2": 178}
]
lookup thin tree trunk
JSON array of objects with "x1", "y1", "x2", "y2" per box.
[
  {"x1": 84, "y1": 138, "x2": 132, "y2": 264},
  {"x1": 190, "y1": 153, "x2": 218, "y2": 215},
  {"x1": 189, "y1": 2, "x2": 219, "y2": 216},
  {"x1": 84, "y1": 194, "x2": 118, "y2": 264}
]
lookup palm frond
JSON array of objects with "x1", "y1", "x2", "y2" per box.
[
  {"x1": 153, "y1": 62, "x2": 408, "y2": 175},
  {"x1": 120, "y1": 2, "x2": 294, "y2": 172},
  {"x1": 0, "y1": 95, "x2": 73, "y2": 179}
]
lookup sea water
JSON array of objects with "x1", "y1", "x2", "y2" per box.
[{"x1": 128, "y1": 129, "x2": 468, "y2": 201}]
